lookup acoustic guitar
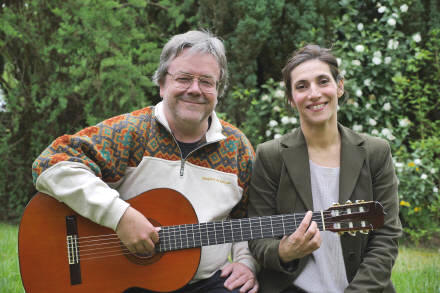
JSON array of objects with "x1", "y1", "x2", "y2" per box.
[{"x1": 18, "y1": 188, "x2": 384, "y2": 292}]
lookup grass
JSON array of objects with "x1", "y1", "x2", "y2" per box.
[
  {"x1": 0, "y1": 223, "x2": 24, "y2": 293},
  {"x1": 1, "y1": 222, "x2": 439, "y2": 293}
]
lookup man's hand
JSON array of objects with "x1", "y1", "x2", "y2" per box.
[
  {"x1": 278, "y1": 211, "x2": 321, "y2": 263},
  {"x1": 221, "y1": 262, "x2": 258, "y2": 293},
  {"x1": 115, "y1": 206, "x2": 160, "y2": 255}
]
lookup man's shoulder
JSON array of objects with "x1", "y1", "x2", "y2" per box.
[{"x1": 219, "y1": 119, "x2": 248, "y2": 139}]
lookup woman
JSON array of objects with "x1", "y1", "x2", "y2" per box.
[{"x1": 248, "y1": 45, "x2": 402, "y2": 293}]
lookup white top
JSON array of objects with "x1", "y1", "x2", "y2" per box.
[{"x1": 293, "y1": 160, "x2": 348, "y2": 293}]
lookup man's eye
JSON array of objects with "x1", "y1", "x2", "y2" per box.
[
  {"x1": 200, "y1": 79, "x2": 215, "y2": 87},
  {"x1": 320, "y1": 79, "x2": 329, "y2": 85},
  {"x1": 176, "y1": 77, "x2": 191, "y2": 83},
  {"x1": 296, "y1": 84, "x2": 305, "y2": 90}
]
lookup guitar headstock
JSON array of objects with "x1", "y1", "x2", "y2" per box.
[{"x1": 324, "y1": 200, "x2": 385, "y2": 235}]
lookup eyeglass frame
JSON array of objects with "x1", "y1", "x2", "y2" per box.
[{"x1": 165, "y1": 71, "x2": 219, "y2": 94}]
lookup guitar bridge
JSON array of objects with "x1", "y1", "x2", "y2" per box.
[{"x1": 66, "y1": 215, "x2": 82, "y2": 285}]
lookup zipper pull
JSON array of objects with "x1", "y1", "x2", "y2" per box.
[{"x1": 180, "y1": 159, "x2": 185, "y2": 176}]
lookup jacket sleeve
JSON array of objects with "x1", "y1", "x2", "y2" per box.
[
  {"x1": 345, "y1": 139, "x2": 402, "y2": 292},
  {"x1": 248, "y1": 141, "x2": 300, "y2": 275},
  {"x1": 32, "y1": 112, "x2": 147, "y2": 230}
]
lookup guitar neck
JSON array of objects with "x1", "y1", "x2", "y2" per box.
[{"x1": 157, "y1": 211, "x2": 326, "y2": 252}]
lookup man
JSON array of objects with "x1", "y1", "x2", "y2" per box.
[{"x1": 32, "y1": 30, "x2": 258, "y2": 293}]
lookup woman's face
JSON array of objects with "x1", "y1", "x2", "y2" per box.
[{"x1": 289, "y1": 59, "x2": 343, "y2": 128}]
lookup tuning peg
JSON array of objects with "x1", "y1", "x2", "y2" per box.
[
  {"x1": 338, "y1": 231, "x2": 345, "y2": 235},
  {"x1": 360, "y1": 230, "x2": 369, "y2": 234},
  {"x1": 332, "y1": 202, "x2": 340, "y2": 206},
  {"x1": 349, "y1": 231, "x2": 357, "y2": 236},
  {"x1": 355, "y1": 200, "x2": 365, "y2": 203},
  {"x1": 345, "y1": 200, "x2": 352, "y2": 204}
]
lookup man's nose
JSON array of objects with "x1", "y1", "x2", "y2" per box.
[{"x1": 186, "y1": 78, "x2": 202, "y2": 94}]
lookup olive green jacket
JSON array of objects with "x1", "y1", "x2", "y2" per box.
[{"x1": 248, "y1": 124, "x2": 402, "y2": 293}]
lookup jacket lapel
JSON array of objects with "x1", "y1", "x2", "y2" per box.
[
  {"x1": 279, "y1": 129, "x2": 314, "y2": 210},
  {"x1": 278, "y1": 125, "x2": 366, "y2": 210},
  {"x1": 338, "y1": 124, "x2": 367, "y2": 204}
]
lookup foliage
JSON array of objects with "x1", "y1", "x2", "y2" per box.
[
  {"x1": 233, "y1": 0, "x2": 440, "y2": 242},
  {"x1": 0, "y1": 0, "x2": 192, "y2": 220},
  {"x1": 0, "y1": 0, "x2": 439, "y2": 244}
]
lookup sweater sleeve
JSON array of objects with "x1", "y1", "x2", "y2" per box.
[{"x1": 32, "y1": 109, "x2": 150, "y2": 230}]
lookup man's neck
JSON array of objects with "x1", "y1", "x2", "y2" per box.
[{"x1": 169, "y1": 117, "x2": 210, "y2": 143}]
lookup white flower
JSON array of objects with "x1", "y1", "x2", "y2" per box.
[
  {"x1": 430, "y1": 168, "x2": 436, "y2": 174},
  {"x1": 265, "y1": 130, "x2": 272, "y2": 137},
  {"x1": 400, "y1": 4, "x2": 408, "y2": 12},
  {"x1": 381, "y1": 128, "x2": 391, "y2": 136},
  {"x1": 262, "y1": 94, "x2": 270, "y2": 102},
  {"x1": 274, "y1": 134, "x2": 282, "y2": 139},
  {"x1": 352, "y1": 60, "x2": 361, "y2": 66},
  {"x1": 384, "y1": 56, "x2": 392, "y2": 64},
  {"x1": 369, "y1": 118, "x2": 377, "y2": 126},
  {"x1": 355, "y1": 45, "x2": 365, "y2": 53},
  {"x1": 372, "y1": 129, "x2": 379, "y2": 135},
  {"x1": 414, "y1": 159, "x2": 422, "y2": 165},
  {"x1": 353, "y1": 102, "x2": 359, "y2": 108},
  {"x1": 289, "y1": 117, "x2": 298, "y2": 124},
  {"x1": 421, "y1": 173, "x2": 428, "y2": 180},
  {"x1": 279, "y1": 81, "x2": 285, "y2": 88},
  {"x1": 387, "y1": 18, "x2": 396, "y2": 26},
  {"x1": 356, "y1": 89, "x2": 363, "y2": 97},
  {"x1": 274, "y1": 89, "x2": 284, "y2": 99},
  {"x1": 395, "y1": 162, "x2": 404, "y2": 169},
  {"x1": 383, "y1": 102, "x2": 391, "y2": 111},
  {"x1": 281, "y1": 116, "x2": 290, "y2": 125},
  {"x1": 337, "y1": 58, "x2": 342, "y2": 66},
  {"x1": 353, "y1": 124, "x2": 363, "y2": 132},
  {"x1": 388, "y1": 39, "x2": 399, "y2": 50},
  {"x1": 268, "y1": 120, "x2": 278, "y2": 128},
  {"x1": 387, "y1": 134, "x2": 396, "y2": 140},
  {"x1": 378, "y1": 6, "x2": 387, "y2": 13},
  {"x1": 340, "y1": 69, "x2": 346, "y2": 77},
  {"x1": 434, "y1": 187, "x2": 439, "y2": 193},
  {"x1": 365, "y1": 103, "x2": 371, "y2": 109},
  {"x1": 357, "y1": 23, "x2": 364, "y2": 31},
  {"x1": 274, "y1": 105, "x2": 281, "y2": 112},
  {"x1": 372, "y1": 56, "x2": 382, "y2": 65},
  {"x1": 374, "y1": 51, "x2": 382, "y2": 58},
  {"x1": 412, "y1": 33, "x2": 422, "y2": 43},
  {"x1": 399, "y1": 118, "x2": 410, "y2": 127},
  {"x1": 363, "y1": 79, "x2": 371, "y2": 87}
]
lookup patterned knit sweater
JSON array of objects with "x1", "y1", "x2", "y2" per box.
[{"x1": 32, "y1": 101, "x2": 258, "y2": 280}]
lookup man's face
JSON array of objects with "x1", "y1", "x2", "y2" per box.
[{"x1": 160, "y1": 49, "x2": 220, "y2": 133}]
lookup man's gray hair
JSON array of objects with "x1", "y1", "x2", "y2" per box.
[{"x1": 153, "y1": 30, "x2": 228, "y2": 97}]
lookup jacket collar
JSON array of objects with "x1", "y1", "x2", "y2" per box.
[
  {"x1": 153, "y1": 101, "x2": 226, "y2": 143},
  {"x1": 279, "y1": 123, "x2": 366, "y2": 210}
]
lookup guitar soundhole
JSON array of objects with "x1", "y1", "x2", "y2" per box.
[
  {"x1": 123, "y1": 247, "x2": 163, "y2": 265},
  {"x1": 122, "y1": 217, "x2": 163, "y2": 266}
]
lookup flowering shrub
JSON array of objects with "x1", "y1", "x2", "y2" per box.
[{"x1": 236, "y1": 1, "x2": 440, "y2": 244}]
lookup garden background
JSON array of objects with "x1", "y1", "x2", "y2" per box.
[{"x1": 1, "y1": 0, "x2": 439, "y2": 246}]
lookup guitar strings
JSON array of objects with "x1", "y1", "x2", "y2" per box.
[{"x1": 72, "y1": 213, "x2": 371, "y2": 261}]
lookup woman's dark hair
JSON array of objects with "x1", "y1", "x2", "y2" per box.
[{"x1": 282, "y1": 44, "x2": 343, "y2": 103}]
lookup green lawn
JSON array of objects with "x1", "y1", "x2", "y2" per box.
[{"x1": 1, "y1": 222, "x2": 439, "y2": 292}]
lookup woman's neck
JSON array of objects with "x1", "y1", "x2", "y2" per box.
[{"x1": 301, "y1": 121, "x2": 341, "y2": 167}]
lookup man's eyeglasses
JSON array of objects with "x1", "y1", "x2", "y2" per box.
[{"x1": 166, "y1": 72, "x2": 218, "y2": 94}]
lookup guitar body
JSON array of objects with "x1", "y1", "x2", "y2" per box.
[{"x1": 18, "y1": 188, "x2": 201, "y2": 293}]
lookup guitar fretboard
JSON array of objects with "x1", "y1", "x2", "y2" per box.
[{"x1": 157, "y1": 212, "x2": 327, "y2": 252}]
